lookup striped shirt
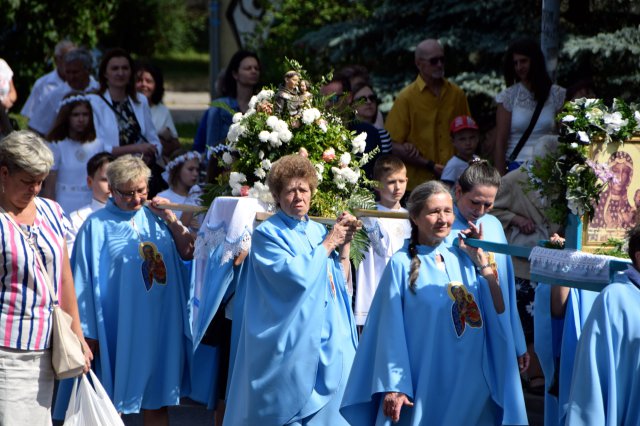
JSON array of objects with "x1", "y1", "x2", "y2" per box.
[{"x1": 0, "y1": 197, "x2": 70, "y2": 350}]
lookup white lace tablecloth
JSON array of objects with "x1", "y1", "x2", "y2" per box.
[
  {"x1": 529, "y1": 246, "x2": 623, "y2": 288},
  {"x1": 194, "y1": 196, "x2": 268, "y2": 265}
]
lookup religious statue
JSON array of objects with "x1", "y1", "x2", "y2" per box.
[{"x1": 274, "y1": 70, "x2": 304, "y2": 117}]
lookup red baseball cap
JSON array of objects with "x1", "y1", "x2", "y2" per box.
[{"x1": 450, "y1": 115, "x2": 479, "y2": 134}]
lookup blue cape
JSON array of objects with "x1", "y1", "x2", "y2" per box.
[
  {"x1": 446, "y1": 207, "x2": 527, "y2": 356},
  {"x1": 224, "y1": 211, "x2": 357, "y2": 425},
  {"x1": 54, "y1": 200, "x2": 191, "y2": 416},
  {"x1": 565, "y1": 272, "x2": 640, "y2": 425},
  {"x1": 340, "y1": 242, "x2": 527, "y2": 425}
]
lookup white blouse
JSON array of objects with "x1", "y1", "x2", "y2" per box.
[{"x1": 496, "y1": 82, "x2": 566, "y2": 163}]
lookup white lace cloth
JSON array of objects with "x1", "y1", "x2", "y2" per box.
[
  {"x1": 194, "y1": 196, "x2": 268, "y2": 265},
  {"x1": 529, "y1": 246, "x2": 621, "y2": 285}
]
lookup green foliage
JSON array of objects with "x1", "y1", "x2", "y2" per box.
[
  {"x1": 0, "y1": 0, "x2": 116, "y2": 107},
  {"x1": 594, "y1": 238, "x2": 629, "y2": 258},
  {"x1": 101, "y1": 0, "x2": 196, "y2": 56},
  {"x1": 248, "y1": 0, "x2": 371, "y2": 84}
]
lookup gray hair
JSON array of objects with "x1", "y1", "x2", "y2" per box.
[
  {"x1": 406, "y1": 180, "x2": 451, "y2": 294},
  {"x1": 54, "y1": 40, "x2": 76, "y2": 58},
  {"x1": 0, "y1": 131, "x2": 54, "y2": 175},
  {"x1": 106, "y1": 155, "x2": 151, "y2": 188},
  {"x1": 64, "y1": 48, "x2": 93, "y2": 71},
  {"x1": 407, "y1": 180, "x2": 451, "y2": 219}
]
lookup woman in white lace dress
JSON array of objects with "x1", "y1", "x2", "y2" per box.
[{"x1": 494, "y1": 38, "x2": 566, "y2": 175}]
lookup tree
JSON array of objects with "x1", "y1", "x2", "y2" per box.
[{"x1": 0, "y1": 0, "x2": 117, "y2": 104}]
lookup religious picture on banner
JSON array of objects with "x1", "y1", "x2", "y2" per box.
[{"x1": 585, "y1": 137, "x2": 640, "y2": 247}]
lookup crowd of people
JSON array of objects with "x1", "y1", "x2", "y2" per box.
[{"x1": 0, "y1": 34, "x2": 637, "y2": 426}]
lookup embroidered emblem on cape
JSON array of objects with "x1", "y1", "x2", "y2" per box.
[
  {"x1": 327, "y1": 265, "x2": 336, "y2": 299},
  {"x1": 139, "y1": 242, "x2": 167, "y2": 291},
  {"x1": 447, "y1": 282, "x2": 482, "y2": 337}
]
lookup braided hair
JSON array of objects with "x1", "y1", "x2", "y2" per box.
[{"x1": 406, "y1": 181, "x2": 450, "y2": 294}]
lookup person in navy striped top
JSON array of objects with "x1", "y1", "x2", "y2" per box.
[{"x1": 0, "y1": 130, "x2": 91, "y2": 425}]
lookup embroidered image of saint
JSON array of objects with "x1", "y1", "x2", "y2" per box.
[
  {"x1": 447, "y1": 282, "x2": 482, "y2": 337},
  {"x1": 139, "y1": 242, "x2": 167, "y2": 291}
]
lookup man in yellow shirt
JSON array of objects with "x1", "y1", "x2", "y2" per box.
[{"x1": 386, "y1": 38, "x2": 470, "y2": 189}]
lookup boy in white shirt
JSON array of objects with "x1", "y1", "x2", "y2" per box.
[
  {"x1": 441, "y1": 115, "x2": 480, "y2": 187},
  {"x1": 355, "y1": 155, "x2": 412, "y2": 331},
  {"x1": 66, "y1": 152, "x2": 114, "y2": 252}
]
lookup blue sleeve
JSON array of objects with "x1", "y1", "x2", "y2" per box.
[{"x1": 193, "y1": 109, "x2": 209, "y2": 153}]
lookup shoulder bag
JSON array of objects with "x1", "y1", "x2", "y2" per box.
[{"x1": 507, "y1": 95, "x2": 546, "y2": 171}]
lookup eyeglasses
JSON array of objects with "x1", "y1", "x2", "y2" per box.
[
  {"x1": 327, "y1": 93, "x2": 344, "y2": 104},
  {"x1": 427, "y1": 56, "x2": 445, "y2": 66},
  {"x1": 114, "y1": 187, "x2": 148, "y2": 199},
  {"x1": 354, "y1": 94, "x2": 379, "y2": 104}
]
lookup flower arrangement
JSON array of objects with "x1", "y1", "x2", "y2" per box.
[
  {"x1": 525, "y1": 97, "x2": 640, "y2": 224},
  {"x1": 206, "y1": 63, "x2": 377, "y2": 218}
]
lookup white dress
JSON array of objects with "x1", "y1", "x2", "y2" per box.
[
  {"x1": 66, "y1": 198, "x2": 106, "y2": 253},
  {"x1": 150, "y1": 103, "x2": 178, "y2": 137},
  {"x1": 28, "y1": 78, "x2": 99, "y2": 135},
  {"x1": 496, "y1": 82, "x2": 566, "y2": 163},
  {"x1": 157, "y1": 185, "x2": 203, "y2": 230},
  {"x1": 48, "y1": 137, "x2": 107, "y2": 213},
  {"x1": 0, "y1": 59, "x2": 13, "y2": 105},
  {"x1": 354, "y1": 204, "x2": 411, "y2": 326}
]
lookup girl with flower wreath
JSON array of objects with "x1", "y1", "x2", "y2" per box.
[
  {"x1": 44, "y1": 91, "x2": 107, "y2": 213},
  {"x1": 157, "y1": 149, "x2": 203, "y2": 231}
]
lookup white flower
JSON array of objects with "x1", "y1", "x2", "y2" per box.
[
  {"x1": 268, "y1": 132, "x2": 282, "y2": 148},
  {"x1": 258, "y1": 150, "x2": 265, "y2": 160},
  {"x1": 232, "y1": 112, "x2": 243, "y2": 123},
  {"x1": 561, "y1": 114, "x2": 576, "y2": 122},
  {"x1": 359, "y1": 152, "x2": 370, "y2": 166},
  {"x1": 256, "y1": 89, "x2": 274, "y2": 102},
  {"x1": 258, "y1": 130, "x2": 271, "y2": 143},
  {"x1": 248, "y1": 96, "x2": 258, "y2": 109},
  {"x1": 227, "y1": 123, "x2": 246, "y2": 143},
  {"x1": 266, "y1": 116, "x2": 279, "y2": 129},
  {"x1": 635, "y1": 111, "x2": 640, "y2": 130},
  {"x1": 248, "y1": 181, "x2": 274, "y2": 205},
  {"x1": 339, "y1": 152, "x2": 351, "y2": 167},
  {"x1": 278, "y1": 129, "x2": 293, "y2": 143},
  {"x1": 273, "y1": 119, "x2": 289, "y2": 134},
  {"x1": 351, "y1": 132, "x2": 367, "y2": 154},
  {"x1": 254, "y1": 167, "x2": 266, "y2": 179},
  {"x1": 584, "y1": 98, "x2": 598, "y2": 108},
  {"x1": 244, "y1": 108, "x2": 256, "y2": 117},
  {"x1": 301, "y1": 108, "x2": 321, "y2": 125},
  {"x1": 525, "y1": 301, "x2": 535, "y2": 317},
  {"x1": 222, "y1": 152, "x2": 234, "y2": 165},
  {"x1": 342, "y1": 167, "x2": 360, "y2": 184},
  {"x1": 577, "y1": 131, "x2": 590, "y2": 143},
  {"x1": 315, "y1": 163, "x2": 324, "y2": 174},
  {"x1": 318, "y1": 119, "x2": 328, "y2": 133},
  {"x1": 229, "y1": 172, "x2": 246, "y2": 186},
  {"x1": 261, "y1": 159, "x2": 272, "y2": 170},
  {"x1": 603, "y1": 111, "x2": 627, "y2": 133},
  {"x1": 570, "y1": 142, "x2": 579, "y2": 149}
]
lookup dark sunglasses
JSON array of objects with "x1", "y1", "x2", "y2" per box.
[
  {"x1": 354, "y1": 94, "x2": 379, "y2": 104},
  {"x1": 427, "y1": 56, "x2": 445, "y2": 66}
]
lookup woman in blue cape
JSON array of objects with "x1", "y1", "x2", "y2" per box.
[
  {"x1": 223, "y1": 154, "x2": 359, "y2": 425},
  {"x1": 56, "y1": 155, "x2": 195, "y2": 425},
  {"x1": 565, "y1": 225, "x2": 640, "y2": 425},
  {"x1": 340, "y1": 181, "x2": 527, "y2": 425},
  {"x1": 444, "y1": 160, "x2": 528, "y2": 370}
]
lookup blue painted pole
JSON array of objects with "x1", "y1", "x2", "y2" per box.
[{"x1": 564, "y1": 213, "x2": 582, "y2": 250}]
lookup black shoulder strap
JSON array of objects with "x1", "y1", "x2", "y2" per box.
[
  {"x1": 508, "y1": 97, "x2": 545, "y2": 163},
  {"x1": 98, "y1": 93, "x2": 149, "y2": 144}
]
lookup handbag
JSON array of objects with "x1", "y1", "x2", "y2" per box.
[
  {"x1": 64, "y1": 369, "x2": 124, "y2": 425},
  {"x1": 0, "y1": 208, "x2": 85, "y2": 379}
]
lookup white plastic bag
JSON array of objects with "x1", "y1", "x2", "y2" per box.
[{"x1": 64, "y1": 370, "x2": 124, "y2": 426}]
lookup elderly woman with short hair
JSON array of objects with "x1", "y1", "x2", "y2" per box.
[
  {"x1": 59, "y1": 154, "x2": 194, "y2": 425},
  {"x1": 224, "y1": 154, "x2": 360, "y2": 425},
  {"x1": 0, "y1": 130, "x2": 91, "y2": 425}
]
